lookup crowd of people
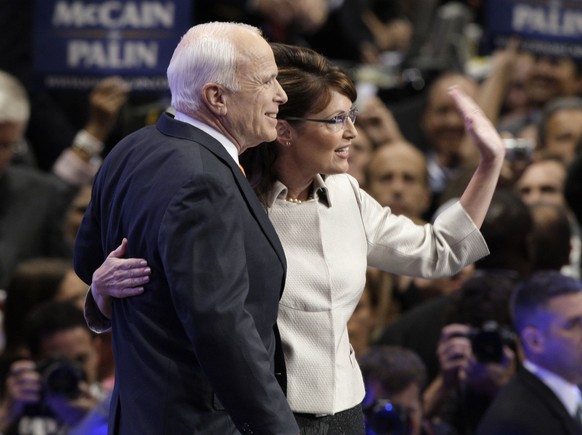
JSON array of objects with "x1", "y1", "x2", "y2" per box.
[{"x1": 1, "y1": 1, "x2": 582, "y2": 434}]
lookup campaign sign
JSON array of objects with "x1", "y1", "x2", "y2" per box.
[
  {"x1": 485, "y1": 0, "x2": 582, "y2": 59},
  {"x1": 32, "y1": 0, "x2": 192, "y2": 91}
]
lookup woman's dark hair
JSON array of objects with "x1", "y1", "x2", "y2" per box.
[{"x1": 240, "y1": 43, "x2": 357, "y2": 207}]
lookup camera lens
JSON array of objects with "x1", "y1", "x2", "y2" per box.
[
  {"x1": 37, "y1": 358, "x2": 85, "y2": 399},
  {"x1": 365, "y1": 400, "x2": 411, "y2": 435}
]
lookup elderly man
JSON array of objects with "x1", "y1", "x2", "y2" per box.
[{"x1": 74, "y1": 22, "x2": 298, "y2": 434}]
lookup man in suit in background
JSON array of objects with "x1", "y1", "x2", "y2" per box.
[
  {"x1": 476, "y1": 270, "x2": 582, "y2": 435},
  {"x1": 74, "y1": 22, "x2": 299, "y2": 434},
  {"x1": 0, "y1": 70, "x2": 73, "y2": 289}
]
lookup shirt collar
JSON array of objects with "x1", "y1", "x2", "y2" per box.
[
  {"x1": 523, "y1": 359, "x2": 582, "y2": 416},
  {"x1": 266, "y1": 174, "x2": 330, "y2": 208},
  {"x1": 174, "y1": 111, "x2": 240, "y2": 165}
]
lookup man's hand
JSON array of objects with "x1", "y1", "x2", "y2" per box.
[{"x1": 437, "y1": 324, "x2": 473, "y2": 388}]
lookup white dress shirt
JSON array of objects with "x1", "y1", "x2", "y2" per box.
[
  {"x1": 523, "y1": 359, "x2": 582, "y2": 418},
  {"x1": 174, "y1": 111, "x2": 240, "y2": 165}
]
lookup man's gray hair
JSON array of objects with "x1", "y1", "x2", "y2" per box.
[
  {"x1": 167, "y1": 22, "x2": 262, "y2": 115},
  {"x1": 0, "y1": 71, "x2": 30, "y2": 124}
]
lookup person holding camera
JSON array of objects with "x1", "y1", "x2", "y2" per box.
[
  {"x1": 359, "y1": 345, "x2": 455, "y2": 435},
  {"x1": 0, "y1": 301, "x2": 108, "y2": 435},
  {"x1": 422, "y1": 272, "x2": 519, "y2": 435}
]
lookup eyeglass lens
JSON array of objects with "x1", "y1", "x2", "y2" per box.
[{"x1": 336, "y1": 108, "x2": 357, "y2": 129}]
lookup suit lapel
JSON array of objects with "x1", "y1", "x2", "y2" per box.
[
  {"x1": 519, "y1": 369, "x2": 582, "y2": 435},
  {"x1": 156, "y1": 113, "x2": 287, "y2": 269}
]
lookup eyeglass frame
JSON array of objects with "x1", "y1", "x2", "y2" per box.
[{"x1": 280, "y1": 107, "x2": 357, "y2": 131}]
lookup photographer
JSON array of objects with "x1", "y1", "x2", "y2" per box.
[
  {"x1": 359, "y1": 345, "x2": 455, "y2": 435},
  {"x1": 0, "y1": 301, "x2": 108, "y2": 435},
  {"x1": 422, "y1": 272, "x2": 519, "y2": 435}
]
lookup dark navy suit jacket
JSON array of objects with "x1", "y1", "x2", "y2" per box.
[
  {"x1": 74, "y1": 113, "x2": 298, "y2": 434},
  {"x1": 476, "y1": 368, "x2": 582, "y2": 435}
]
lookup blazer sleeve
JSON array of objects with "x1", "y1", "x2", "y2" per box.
[
  {"x1": 158, "y1": 173, "x2": 298, "y2": 435},
  {"x1": 74, "y1": 175, "x2": 114, "y2": 333},
  {"x1": 74, "y1": 184, "x2": 105, "y2": 285},
  {"x1": 358, "y1": 181, "x2": 489, "y2": 278},
  {"x1": 84, "y1": 289, "x2": 112, "y2": 333}
]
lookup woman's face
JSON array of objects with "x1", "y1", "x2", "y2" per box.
[{"x1": 283, "y1": 91, "x2": 357, "y2": 177}]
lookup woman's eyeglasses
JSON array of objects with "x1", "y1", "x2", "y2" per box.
[{"x1": 281, "y1": 107, "x2": 357, "y2": 133}]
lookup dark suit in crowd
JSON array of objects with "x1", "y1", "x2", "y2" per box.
[{"x1": 476, "y1": 368, "x2": 582, "y2": 435}]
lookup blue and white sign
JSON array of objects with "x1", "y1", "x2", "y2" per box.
[
  {"x1": 485, "y1": 0, "x2": 582, "y2": 59},
  {"x1": 33, "y1": 0, "x2": 192, "y2": 91}
]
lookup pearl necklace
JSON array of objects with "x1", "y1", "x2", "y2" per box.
[{"x1": 285, "y1": 197, "x2": 304, "y2": 204}]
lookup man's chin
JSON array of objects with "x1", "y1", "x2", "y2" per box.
[{"x1": 263, "y1": 132, "x2": 278, "y2": 144}]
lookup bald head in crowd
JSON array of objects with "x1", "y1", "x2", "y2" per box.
[{"x1": 366, "y1": 141, "x2": 431, "y2": 223}]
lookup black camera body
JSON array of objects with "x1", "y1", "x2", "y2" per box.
[
  {"x1": 466, "y1": 321, "x2": 515, "y2": 363},
  {"x1": 36, "y1": 358, "x2": 86, "y2": 400}
]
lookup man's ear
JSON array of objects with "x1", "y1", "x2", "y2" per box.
[
  {"x1": 276, "y1": 120, "x2": 293, "y2": 145},
  {"x1": 521, "y1": 326, "x2": 544, "y2": 355},
  {"x1": 202, "y1": 83, "x2": 227, "y2": 116}
]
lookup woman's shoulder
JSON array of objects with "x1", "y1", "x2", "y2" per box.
[{"x1": 321, "y1": 173, "x2": 372, "y2": 209}]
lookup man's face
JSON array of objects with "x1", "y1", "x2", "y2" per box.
[
  {"x1": 223, "y1": 32, "x2": 287, "y2": 152},
  {"x1": 537, "y1": 293, "x2": 582, "y2": 384},
  {"x1": 515, "y1": 160, "x2": 566, "y2": 207},
  {"x1": 40, "y1": 327, "x2": 99, "y2": 385},
  {"x1": 526, "y1": 56, "x2": 580, "y2": 106},
  {"x1": 543, "y1": 109, "x2": 582, "y2": 164},
  {"x1": 421, "y1": 75, "x2": 478, "y2": 164},
  {"x1": 367, "y1": 143, "x2": 430, "y2": 220}
]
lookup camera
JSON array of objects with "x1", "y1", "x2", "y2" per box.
[
  {"x1": 502, "y1": 138, "x2": 534, "y2": 162},
  {"x1": 466, "y1": 321, "x2": 515, "y2": 363},
  {"x1": 364, "y1": 399, "x2": 411, "y2": 435},
  {"x1": 36, "y1": 358, "x2": 86, "y2": 400}
]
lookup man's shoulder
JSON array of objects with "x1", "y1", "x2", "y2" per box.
[{"x1": 476, "y1": 369, "x2": 568, "y2": 435}]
